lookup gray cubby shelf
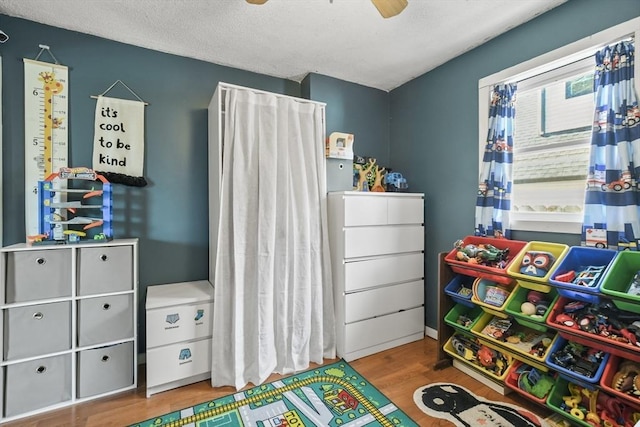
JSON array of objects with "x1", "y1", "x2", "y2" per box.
[{"x1": 0, "y1": 238, "x2": 138, "y2": 423}]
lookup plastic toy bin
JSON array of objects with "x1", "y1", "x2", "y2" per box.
[
  {"x1": 471, "y1": 277, "x2": 513, "y2": 316},
  {"x1": 600, "y1": 355, "x2": 640, "y2": 410},
  {"x1": 546, "y1": 378, "x2": 597, "y2": 427},
  {"x1": 504, "y1": 284, "x2": 558, "y2": 332},
  {"x1": 600, "y1": 250, "x2": 640, "y2": 314},
  {"x1": 444, "y1": 236, "x2": 526, "y2": 285},
  {"x1": 545, "y1": 297, "x2": 640, "y2": 361},
  {"x1": 471, "y1": 312, "x2": 557, "y2": 371},
  {"x1": 443, "y1": 332, "x2": 512, "y2": 382},
  {"x1": 507, "y1": 241, "x2": 569, "y2": 292},
  {"x1": 444, "y1": 303, "x2": 484, "y2": 333},
  {"x1": 548, "y1": 246, "x2": 617, "y2": 304},
  {"x1": 505, "y1": 360, "x2": 556, "y2": 405},
  {"x1": 545, "y1": 336, "x2": 610, "y2": 386},
  {"x1": 444, "y1": 274, "x2": 475, "y2": 307}
]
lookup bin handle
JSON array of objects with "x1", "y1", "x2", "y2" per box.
[
  {"x1": 33, "y1": 312, "x2": 44, "y2": 320},
  {"x1": 36, "y1": 366, "x2": 46, "y2": 374}
]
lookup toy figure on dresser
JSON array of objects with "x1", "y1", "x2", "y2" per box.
[
  {"x1": 354, "y1": 158, "x2": 375, "y2": 191},
  {"x1": 370, "y1": 163, "x2": 386, "y2": 192},
  {"x1": 453, "y1": 239, "x2": 510, "y2": 268},
  {"x1": 384, "y1": 172, "x2": 408, "y2": 192}
]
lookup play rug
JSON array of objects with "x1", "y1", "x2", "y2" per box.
[
  {"x1": 413, "y1": 383, "x2": 548, "y2": 427},
  {"x1": 131, "y1": 360, "x2": 417, "y2": 427}
]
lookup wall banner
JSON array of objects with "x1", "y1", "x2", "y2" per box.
[{"x1": 92, "y1": 95, "x2": 147, "y2": 186}]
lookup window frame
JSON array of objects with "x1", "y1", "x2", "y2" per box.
[{"x1": 478, "y1": 17, "x2": 640, "y2": 234}]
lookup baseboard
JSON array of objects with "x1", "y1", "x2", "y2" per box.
[
  {"x1": 425, "y1": 326, "x2": 437, "y2": 340},
  {"x1": 452, "y1": 360, "x2": 511, "y2": 395}
]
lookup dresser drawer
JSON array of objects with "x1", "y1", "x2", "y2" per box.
[
  {"x1": 343, "y1": 307, "x2": 423, "y2": 355},
  {"x1": 344, "y1": 225, "x2": 424, "y2": 258},
  {"x1": 5, "y1": 249, "x2": 72, "y2": 303},
  {"x1": 387, "y1": 197, "x2": 424, "y2": 224},
  {"x1": 77, "y1": 294, "x2": 134, "y2": 347},
  {"x1": 343, "y1": 195, "x2": 424, "y2": 226},
  {"x1": 343, "y1": 196, "x2": 388, "y2": 226},
  {"x1": 344, "y1": 280, "x2": 423, "y2": 323},
  {"x1": 4, "y1": 354, "x2": 71, "y2": 417},
  {"x1": 146, "y1": 338, "x2": 211, "y2": 388},
  {"x1": 4, "y1": 301, "x2": 71, "y2": 361},
  {"x1": 344, "y1": 253, "x2": 423, "y2": 292},
  {"x1": 77, "y1": 342, "x2": 134, "y2": 398},
  {"x1": 77, "y1": 246, "x2": 133, "y2": 296},
  {"x1": 146, "y1": 302, "x2": 213, "y2": 348}
]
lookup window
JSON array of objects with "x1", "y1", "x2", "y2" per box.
[{"x1": 478, "y1": 17, "x2": 640, "y2": 234}]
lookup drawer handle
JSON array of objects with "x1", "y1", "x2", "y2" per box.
[
  {"x1": 100, "y1": 254, "x2": 108, "y2": 262},
  {"x1": 36, "y1": 257, "x2": 46, "y2": 265},
  {"x1": 33, "y1": 312, "x2": 44, "y2": 320},
  {"x1": 36, "y1": 366, "x2": 47, "y2": 374},
  {"x1": 101, "y1": 355, "x2": 110, "y2": 363},
  {"x1": 103, "y1": 303, "x2": 111, "y2": 310}
]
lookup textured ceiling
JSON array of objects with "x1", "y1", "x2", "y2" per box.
[{"x1": 0, "y1": 0, "x2": 567, "y2": 91}]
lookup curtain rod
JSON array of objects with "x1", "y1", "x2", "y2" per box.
[{"x1": 218, "y1": 82, "x2": 326, "y2": 107}]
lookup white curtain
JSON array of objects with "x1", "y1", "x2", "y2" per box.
[{"x1": 211, "y1": 87, "x2": 336, "y2": 389}]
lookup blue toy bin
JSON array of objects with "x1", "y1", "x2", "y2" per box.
[
  {"x1": 444, "y1": 274, "x2": 475, "y2": 308},
  {"x1": 545, "y1": 336, "x2": 610, "y2": 388},
  {"x1": 548, "y1": 246, "x2": 618, "y2": 304}
]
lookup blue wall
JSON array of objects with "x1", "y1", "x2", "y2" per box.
[
  {"x1": 389, "y1": 0, "x2": 640, "y2": 329},
  {"x1": 0, "y1": 16, "x2": 302, "y2": 351}
]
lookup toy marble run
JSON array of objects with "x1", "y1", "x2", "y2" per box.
[{"x1": 32, "y1": 167, "x2": 113, "y2": 244}]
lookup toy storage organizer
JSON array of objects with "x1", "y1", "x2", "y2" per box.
[
  {"x1": 0, "y1": 239, "x2": 138, "y2": 423},
  {"x1": 438, "y1": 238, "x2": 640, "y2": 427}
]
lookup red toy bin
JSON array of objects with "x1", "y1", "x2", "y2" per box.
[
  {"x1": 600, "y1": 355, "x2": 640, "y2": 410},
  {"x1": 546, "y1": 297, "x2": 640, "y2": 363},
  {"x1": 444, "y1": 236, "x2": 527, "y2": 285},
  {"x1": 505, "y1": 360, "x2": 556, "y2": 405}
]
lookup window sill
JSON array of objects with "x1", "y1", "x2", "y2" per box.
[{"x1": 510, "y1": 212, "x2": 582, "y2": 234}]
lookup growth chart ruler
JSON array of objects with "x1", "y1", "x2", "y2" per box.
[{"x1": 24, "y1": 58, "x2": 69, "y2": 238}]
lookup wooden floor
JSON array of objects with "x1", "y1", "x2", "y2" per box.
[{"x1": 5, "y1": 337, "x2": 552, "y2": 426}]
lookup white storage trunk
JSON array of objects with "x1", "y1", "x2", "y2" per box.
[{"x1": 145, "y1": 280, "x2": 214, "y2": 397}]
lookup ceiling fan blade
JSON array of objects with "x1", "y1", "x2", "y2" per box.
[
  {"x1": 371, "y1": 0, "x2": 408, "y2": 18},
  {"x1": 246, "y1": 0, "x2": 269, "y2": 4}
]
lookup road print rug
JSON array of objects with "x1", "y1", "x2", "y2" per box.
[
  {"x1": 131, "y1": 359, "x2": 417, "y2": 427},
  {"x1": 413, "y1": 383, "x2": 548, "y2": 427}
]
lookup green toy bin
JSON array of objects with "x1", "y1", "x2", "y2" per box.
[
  {"x1": 444, "y1": 303, "x2": 484, "y2": 333},
  {"x1": 546, "y1": 378, "x2": 594, "y2": 427},
  {"x1": 599, "y1": 250, "x2": 640, "y2": 314},
  {"x1": 504, "y1": 284, "x2": 558, "y2": 332},
  {"x1": 507, "y1": 241, "x2": 569, "y2": 292}
]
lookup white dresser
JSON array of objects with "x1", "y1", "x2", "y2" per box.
[
  {"x1": 0, "y1": 239, "x2": 138, "y2": 423},
  {"x1": 327, "y1": 192, "x2": 425, "y2": 361},
  {"x1": 145, "y1": 280, "x2": 214, "y2": 397}
]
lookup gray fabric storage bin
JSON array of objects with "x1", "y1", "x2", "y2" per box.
[
  {"x1": 4, "y1": 354, "x2": 71, "y2": 417},
  {"x1": 77, "y1": 294, "x2": 133, "y2": 347},
  {"x1": 77, "y1": 341, "x2": 134, "y2": 398},
  {"x1": 5, "y1": 249, "x2": 72, "y2": 303},
  {"x1": 77, "y1": 246, "x2": 133, "y2": 296},
  {"x1": 4, "y1": 301, "x2": 71, "y2": 360}
]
